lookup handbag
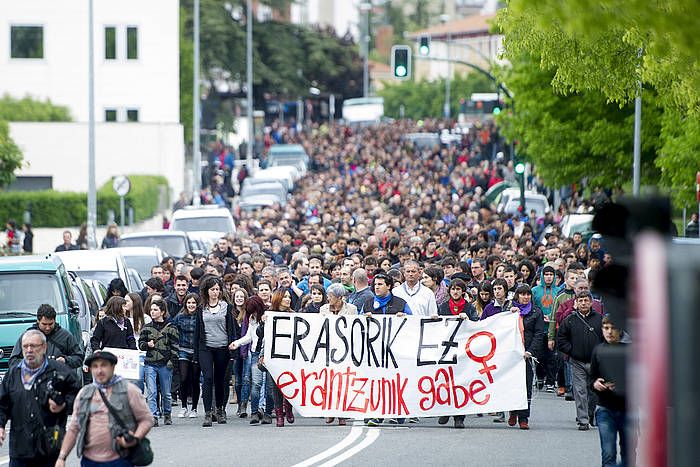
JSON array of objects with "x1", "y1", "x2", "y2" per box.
[{"x1": 97, "y1": 388, "x2": 154, "y2": 466}]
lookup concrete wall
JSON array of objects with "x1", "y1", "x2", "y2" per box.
[
  {"x1": 0, "y1": 0, "x2": 179, "y2": 124},
  {"x1": 9, "y1": 122, "x2": 184, "y2": 196}
]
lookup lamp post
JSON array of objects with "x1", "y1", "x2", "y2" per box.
[
  {"x1": 193, "y1": 0, "x2": 201, "y2": 206},
  {"x1": 246, "y1": 0, "x2": 254, "y2": 171},
  {"x1": 440, "y1": 14, "x2": 451, "y2": 120},
  {"x1": 360, "y1": 2, "x2": 372, "y2": 98},
  {"x1": 87, "y1": 0, "x2": 97, "y2": 248}
]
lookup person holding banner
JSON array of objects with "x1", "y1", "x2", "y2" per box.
[
  {"x1": 319, "y1": 283, "x2": 358, "y2": 316},
  {"x1": 193, "y1": 276, "x2": 239, "y2": 428},
  {"x1": 507, "y1": 285, "x2": 544, "y2": 430},
  {"x1": 437, "y1": 278, "x2": 478, "y2": 322},
  {"x1": 474, "y1": 281, "x2": 494, "y2": 319},
  {"x1": 480, "y1": 279, "x2": 511, "y2": 321},
  {"x1": 361, "y1": 273, "x2": 411, "y2": 317}
]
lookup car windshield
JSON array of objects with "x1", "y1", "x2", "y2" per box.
[
  {"x1": 120, "y1": 236, "x2": 188, "y2": 258},
  {"x1": 0, "y1": 273, "x2": 65, "y2": 315},
  {"x1": 122, "y1": 255, "x2": 157, "y2": 279},
  {"x1": 505, "y1": 199, "x2": 547, "y2": 217},
  {"x1": 74, "y1": 270, "x2": 121, "y2": 286},
  {"x1": 171, "y1": 217, "x2": 233, "y2": 233}
]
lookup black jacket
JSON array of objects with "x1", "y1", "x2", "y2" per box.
[
  {"x1": 521, "y1": 306, "x2": 545, "y2": 357},
  {"x1": 557, "y1": 310, "x2": 604, "y2": 363},
  {"x1": 590, "y1": 342, "x2": 626, "y2": 412},
  {"x1": 165, "y1": 293, "x2": 186, "y2": 319},
  {"x1": 0, "y1": 359, "x2": 81, "y2": 460},
  {"x1": 193, "y1": 302, "x2": 239, "y2": 360},
  {"x1": 438, "y1": 300, "x2": 479, "y2": 321},
  {"x1": 90, "y1": 317, "x2": 137, "y2": 351},
  {"x1": 361, "y1": 294, "x2": 409, "y2": 315},
  {"x1": 9, "y1": 324, "x2": 84, "y2": 370}
]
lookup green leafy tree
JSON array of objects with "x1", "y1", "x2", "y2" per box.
[
  {"x1": 379, "y1": 72, "x2": 495, "y2": 119},
  {"x1": 0, "y1": 121, "x2": 23, "y2": 189},
  {"x1": 0, "y1": 95, "x2": 72, "y2": 122}
]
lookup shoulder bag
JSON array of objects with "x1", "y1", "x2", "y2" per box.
[{"x1": 97, "y1": 388, "x2": 154, "y2": 466}]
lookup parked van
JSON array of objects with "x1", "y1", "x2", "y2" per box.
[{"x1": 0, "y1": 255, "x2": 84, "y2": 380}]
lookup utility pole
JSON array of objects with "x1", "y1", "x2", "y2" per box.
[
  {"x1": 246, "y1": 0, "x2": 254, "y2": 170},
  {"x1": 87, "y1": 0, "x2": 97, "y2": 249},
  {"x1": 445, "y1": 30, "x2": 451, "y2": 119},
  {"x1": 193, "y1": 0, "x2": 201, "y2": 206},
  {"x1": 632, "y1": 48, "x2": 643, "y2": 196},
  {"x1": 360, "y1": 3, "x2": 371, "y2": 98}
]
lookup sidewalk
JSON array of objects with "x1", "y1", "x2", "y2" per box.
[{"x1": 31, "y1": 215, "x2": 166, "y2": 255}]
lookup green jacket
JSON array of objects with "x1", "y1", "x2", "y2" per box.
[
  {"x1": 138, "y1": 320, "x2": 179, "y2": 367},
  {"x1": 547, "y1": 288, "x2": 575, "y2": 341}
]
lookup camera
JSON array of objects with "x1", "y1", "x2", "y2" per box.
[
  {"x1": 46, "y1": 374, "x2": 67, "y2": 406},
  {"x1": 116, "y1": 428, "x2": 136, "y2": 443}
]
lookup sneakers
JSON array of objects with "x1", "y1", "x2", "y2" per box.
[
  {"x1": 408, "y1": 417, "x2": 420, "y2": 424},
  {"x1": 454, "y1": 418, "x2": 465, "y2": 429},
  {"x1": 164, "y1": 414, "x2": 172, "y2": 425},
  {"x1": 493, "y1": 413, "x2": 505, "y2": 423},
  {"x1": 261, "y1": 412, "x2": 272, "y2": 425},
  {"x1": 216, "y1": 408, "x2": 227, "y2": 424},
  {"x1": 202, "y1": 412, "x2": 213, "y2": 427},
  {"x1": 189, "y1": 409, "x2": 198, "y2": 418},
  {"x1": 250, "y1": 411, "x2": 261, "y2": 424},
  {"x1": 152, "y1": 416, "x2": 159, "y2": 427},
  {"x1": 519, "y1": 420, "x2": 529, "y2": 430},
  {"x1": 545, "y1": 385, "x2": 556, "y2": 393},
  {"x1": 565, "y1": 393, "x2": 575, "y2": 401},
  {"x1": 366, "y1": 419, "x2": 381, "y2": 427},
  {"x1": 507, "y1": 413, "x2": 517, "y2": 427},
  {"x1": 387, "y1": 418, "x2": 398, "y2": 424},
  {"x1": 177, "y1": 408, "x2": 188, "y2": 418},
  {"x1": 578, "y1": 423, "x2": 590, "y2": 431},
  {"x1": 438, "y1": 416, "x2": 449, "y2": 425}
]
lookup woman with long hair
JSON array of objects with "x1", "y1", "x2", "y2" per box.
[
  {"x1": 125, "y1": 292, "x2": 150, "y2": 339},
  {"x1": 229, "y1": 288, "x2": 251, "y2": 417},
  {"x1": 172, "y1": 293, "x2": 201, "y2": 418},
  {"x1": 517, "y1": 260, "x2": 537, "y2": 287},
  {"x1": 101, "y1": 223, "x2": 120, "y2": 249},
  {"x1": 106, "y1": 278, "x2": 128, "y2": 298},
  {"x1": 231, "y1": 296, "x2": 268, "y2": 424},
  {"x1": 474, "y1": 281, "x2": 493, "y2": 319},
  {"x1": 194, "y1": 276, "x2": 239, "y2": 427},
  {"x1": 90, "y1": 296, "x2": 136, "y2": 351},
  {"x1": 258, "y1": 288, "x2": 295, "y2": 427}
]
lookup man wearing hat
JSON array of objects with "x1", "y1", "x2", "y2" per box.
[
  {"x1": 0, "y1": 329, "x2": 81, "y2": 467},
  {"x1": 56, "y1": 351, "x2": 153, "y2": 466}
]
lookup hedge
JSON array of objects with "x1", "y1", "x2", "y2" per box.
[{"x1": 0, "y1": 175, "x2": 168, "y2": 227}]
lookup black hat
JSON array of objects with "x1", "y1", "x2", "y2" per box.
[{"x1": 85, "y1": 350, "x2": 118, "y2": 367}]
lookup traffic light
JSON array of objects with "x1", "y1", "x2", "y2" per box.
[
  {"x1": 492, "y1": 106, "x2": 501, "y2": 115},
  {"x1": 391, "y1": 45, "x2": 411, "y2": 80},
  {"x1": 419, "y1": 36, "x2": 430, "y2": 56},
  {"x1": 515, "y1": 161, "x2": 526, "y2": 214}
]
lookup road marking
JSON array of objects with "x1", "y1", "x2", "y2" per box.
[
  {"x1": 318, "y1": 426, "x2": 380, "y2": 467},
  {"x1": 292, "y1": 423, "x2": 364, "y2": 467}
]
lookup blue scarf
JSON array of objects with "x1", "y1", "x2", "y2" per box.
[
  {"x1": 93, "y1": 374, "x2": 124, "y2": 390},
  {"x1": 373, "y1": 294, "x2": 392, "y2": 313},
  {"x1": 20, "y1": 357, "x2": 48, "y2": 389},
  {"x1": 514, "y1": 301, "x2": 532, "y2": 316}
]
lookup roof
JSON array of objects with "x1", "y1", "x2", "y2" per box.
[
  {"x1": 172, "y1": 207, "x2": 232, "y2": 219},
  {"x1": 120, "y1": 230, "x2": 188, "y2": 239},
  {"x1": 407, "y1": 14, "x2": 497, "y2": 40},
  {"x1": 0, "y1": 254, "x2": 61, "y2": 272}
]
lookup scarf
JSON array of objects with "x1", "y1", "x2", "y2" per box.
[
  {"x1": 373, "y1": 294, "x2": 392, "y2": 313},
  {"x1": 448, "y1": 297, "x2": 466, "y2": 316},
  {"x1": 514, "y1": 301, "x2": 532, "y2": 316},
  {"x1": 20, "y1": 357, "x2": 48, "y2": 390},
  {"x1": 93, "y1": 374, "x2": 124, "y2": 390},
  {"x1": 111, "y1": 316, "x2": 127, "y2": 331},
  {"x1": 343, "y1": 283, "x2": 355, "y2": 294}
]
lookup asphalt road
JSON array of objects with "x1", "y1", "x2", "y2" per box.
[{"x1": 0, "y1": 390, "x2": 602, "y2": 466}]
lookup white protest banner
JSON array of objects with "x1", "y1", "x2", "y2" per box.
[
  {"x1": 263, "y1": 311, "x2": 527, "y2": 419},
  {"x1": 103, "y1": 347, "x2": 141, "y2": 380}
]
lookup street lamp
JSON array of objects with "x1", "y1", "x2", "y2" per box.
[
  {"x1": 440, "y1": 14, "x2": 451, "y2": 120},
  {"x1": 360, "y1": 2, "x2": 372, "y2": 98}
]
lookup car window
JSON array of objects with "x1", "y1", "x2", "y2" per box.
[
  {"x1": 0, "y1": 273, "x2": 65, "y2": 315},
  {"x1": 171, "y1": 216, "x2": 233, "y2": 233},
  {"x1": 120, "y1": 236, "x2": 188, "y2": 258}
]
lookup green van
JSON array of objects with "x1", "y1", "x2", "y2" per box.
[{"x1": 0, "y1": 255, "x2": 84, "y2": 381}]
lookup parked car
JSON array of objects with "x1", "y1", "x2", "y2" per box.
[
  {"x1": 240, "y1": 181, "x2": 287, "y2": 206},
  {"x1": 68, "y1": 272, "x2": 100, "y2": 342},
  {"x1": 0, "y1": 255, "x2": 84, "y2": 380},
  {"x1": 254, "y1": 166, "x2": 299, "y2": 188},
  {"x1": 170, "y1": 205, "x2": 236, "y2": 234},
  {"x1": 113, "y1": 246, "x2": 166, "y2": 281},
  {"x1": 237, "y1": 194, "x2": 283, "y2": 212},
  {"x1": 84, "y1": 279, "x2": 107, "y2": 308},
  {"x1": 402, "y1": 132, "x2": 440, "y2": 151},
  {"x1": 560, "y1": 214, "x2": 595, "y2": 238},
  {"x1": 119, "y1": 230, "x2": 192, "y2": 259},
  {"x1": 265, "y1": 144, "x2": 309, "y2": 175},
  {"x1": 503, "y1": 193, "x2": 551, "y2": 218},
  {"x1": 56, "y1": 249, "x2": 135, "y2": 292}
]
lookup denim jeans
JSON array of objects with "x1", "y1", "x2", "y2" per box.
[
  {"x1": 564, "y1": 359, "x2": 573, "y2": 392},
  {"x1": 144, "y1": 364, "x2": 173, "y2": 416},
  {"x1": 596, "y1": 406, "x2": 627, "y2": 467},
  {"x1": 233, "y1": 354, "x2": 251, "y2": 405},
  {"x1": 81, "y1": 458, "x2": 133, "y2": 467},
  {"x1": 249, "y1": 351, "x2": 265, "y2": 413}
]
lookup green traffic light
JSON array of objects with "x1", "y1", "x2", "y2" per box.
[
  {"x1": 515, "y1": 162, "x2": 526, "y2": 174},
  {"x1": 493, "y1": 107, "x2": 501, "y2": 115},
  {"x1": 395, "y1": 65, "x2": 407, "y2": 77},
  {"x1": 419, "y1": 45, "x2": 429, "y2": 55}
]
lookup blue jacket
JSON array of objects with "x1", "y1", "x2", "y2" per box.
[{"x1": 172, "y1": 311, "x2": 197, "y2": 353}]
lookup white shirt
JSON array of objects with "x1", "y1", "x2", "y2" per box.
[{"x1": 393, "y1": 282, "x2": 437, "y2": 317}]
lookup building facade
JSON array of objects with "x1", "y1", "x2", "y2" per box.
[{"x1": 0, "y1": 0, "x2": 183, "y2": 194}]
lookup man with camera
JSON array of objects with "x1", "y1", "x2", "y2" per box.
[
  {"x1": 57, "y1": 350, "x2": 153, "y2": 467},
  {"x1": 8, "y1": 304, "x2": 85, "y2": 370},
  {"x1": 0, "y1": 329, "x2": 81, "y2": 467}
]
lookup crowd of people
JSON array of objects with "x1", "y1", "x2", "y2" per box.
[{"x1": 0, "y1": 120, "x2": 628, "y2": 466}]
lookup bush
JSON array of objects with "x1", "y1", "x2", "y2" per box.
[{"x1": 0, "y1": 175, "x2": 168, "y2": 227}]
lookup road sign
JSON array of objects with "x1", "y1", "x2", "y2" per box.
[{"x1": 113, "y1": 175, "x2": 131, "y2": 197}]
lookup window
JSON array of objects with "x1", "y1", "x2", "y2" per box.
[
  {"x1": 105, "y1": 109, "x2": 117, "y2": 122},
  {"x1": 126, "y1": 109, "x2": 139, "y2": 122},
  {"x1": 126, "y1": 26, "x2": 138, "y2": 59},
  {"x1": 10, "y1": 26, "x2": 43, "y2": 59},
  {"x1": 105, "y1": 26, "x2": 116, "y2": 59}
]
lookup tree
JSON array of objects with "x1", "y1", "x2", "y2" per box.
[
  {"x1": 0, "y1": 94, "x2": 71, "y2": 122},
  {"x1": 379, "y1": 72, "x2": 495, "y2": 119},
  {"x1": 0, "y1": 121, "x2": 23, "y2": 189}
]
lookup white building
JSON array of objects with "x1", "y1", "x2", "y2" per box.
[
  {"x1": 0, "y1": 0, "x2": 184, "y2": 195},
  {"x1": 290, "y1": 0, "x2": 362, "y2": 40}
]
